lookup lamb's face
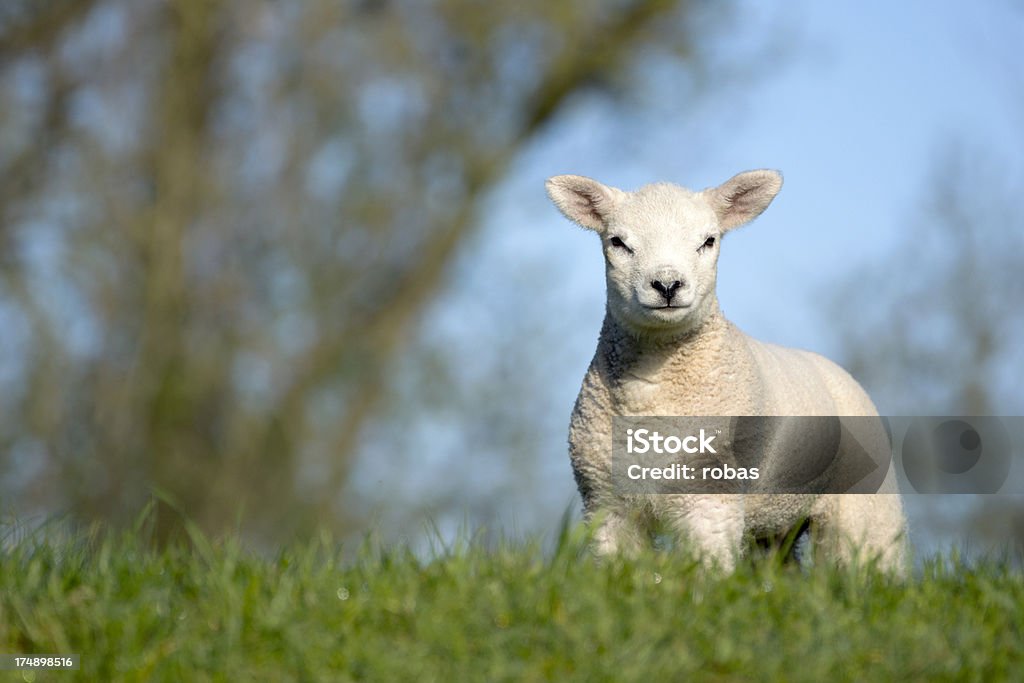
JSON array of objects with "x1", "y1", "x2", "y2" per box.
[
  {"x1": 599, "y1": 184, "x2": 721, "y2": 334},
  {"x1": 546, "y1": 170, "x2": 783, "y2": 337}
]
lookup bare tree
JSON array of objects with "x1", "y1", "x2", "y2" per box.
[{"x1": 0, "y1": 0, "x2": 759, "y2": 543}]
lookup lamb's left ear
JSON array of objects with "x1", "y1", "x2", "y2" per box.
[
  {"x1": 706, "y1": 170, "x2": 783, "y2": 232},
  {"x1": 545, "y1": 175, "x2": 624, "y2": 232}
]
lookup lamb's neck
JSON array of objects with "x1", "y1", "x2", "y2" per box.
[
  {"x1": 600, "y1": 308, "x2": 730, "y2": 367},
  {"x1": 598, "y1": 307, "x2": 737, "y2": 414}
]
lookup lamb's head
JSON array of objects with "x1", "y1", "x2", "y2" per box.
[{"x1": 546, "y1": 170, "x2": 783, "y2": 338}]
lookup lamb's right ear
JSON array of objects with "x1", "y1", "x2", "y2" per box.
[{"x1": 545, "y1": 175, "x2": 623, "y2": 232}]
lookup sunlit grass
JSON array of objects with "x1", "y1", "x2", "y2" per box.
[{"x1": 1, "y1": 514, "x2": 1022, "y2": 682}]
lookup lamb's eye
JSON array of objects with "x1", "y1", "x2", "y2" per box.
[
  {"x1": 698, "y1": 236, "x2": 716, "y2": 252},
  {"x1": 609, "y1": 236, "x2": 631, "y2": 252}
]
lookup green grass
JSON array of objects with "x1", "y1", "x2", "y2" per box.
[{"x1": 1, "y1": 519, "x2": 1022, "y2": 682}]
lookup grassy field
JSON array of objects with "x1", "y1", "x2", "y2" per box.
[{"x1": 2, "y1": 518, "x2": 1022, "y2": 682}]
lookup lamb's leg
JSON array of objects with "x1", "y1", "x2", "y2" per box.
[
  {"x1": 811, "y1": 491, "x2": 908, "y2": 573},
  {"x1": 663, "y1": 494, "x2": 745, "y2": 572},
  {"x1": 588, "y1": 506, "x2": 647, "y2": 557}
]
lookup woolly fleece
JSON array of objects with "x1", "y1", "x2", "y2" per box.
[{"x1": 546, "y1": 170, "x2": 907, "y2": 572}]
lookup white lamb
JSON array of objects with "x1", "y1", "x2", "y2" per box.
[{"x1": 546, "y1": 170, "x2": 907, "y2": 572}]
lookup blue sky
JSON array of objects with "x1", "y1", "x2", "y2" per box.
[
  {"x1": 4, "y1": 0, "x2": 1019, "y2": 552},
  {"x1": 512, "y1": 0, "x2": 1022, "y2": 356},
  {"x1": 384, "y1": 0, "x2": 1024, "y2": 547}
]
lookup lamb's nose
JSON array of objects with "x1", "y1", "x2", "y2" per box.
[{"x1": 651, "y1": 279, "x2": 684, "y2": 301}]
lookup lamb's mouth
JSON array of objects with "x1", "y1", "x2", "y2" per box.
[{"x1": 644, "y1": 303, "x2": 692, "y2": 310}]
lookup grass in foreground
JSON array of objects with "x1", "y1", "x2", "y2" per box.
[{"x1": 1, "y1": 520, "x2": 1023, "y2": 682}]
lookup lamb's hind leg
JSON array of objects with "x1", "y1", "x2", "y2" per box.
[{"x1": 810, "y1": 492, "x2": 908, "y2": 573}]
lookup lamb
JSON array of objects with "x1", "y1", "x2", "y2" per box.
[{"x1": 545, "y1": 170, "x2": 907, "y2": 572}]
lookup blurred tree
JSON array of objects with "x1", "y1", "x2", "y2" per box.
[
  {"x1": 828, "y1": 143, "x2": 1024, "y2": 554},
  {"x1": 834, "y1": 144, "x2": 1024, "y2": 416},
  {"x1": 0, "y1": 0, "x2": 759, "y2": 544}
]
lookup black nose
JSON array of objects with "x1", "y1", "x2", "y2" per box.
[{"x1": 651, "y1": 279, "x2": 684, "y2": 301}]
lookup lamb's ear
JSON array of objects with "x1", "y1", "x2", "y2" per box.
[
  {"x1": 545, "y1": 175, "x2": 623, "y2": 232},
  {"x1": 706, "y1": 170, "x2": 783, "y2": 232}
]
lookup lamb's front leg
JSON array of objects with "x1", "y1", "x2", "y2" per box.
[
  {"x1": 662, "y1": 494, "x2": 745, "y2": 572},
  {"x1": 587, "y1": 503, "x2": 648, "y2": 557}
]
